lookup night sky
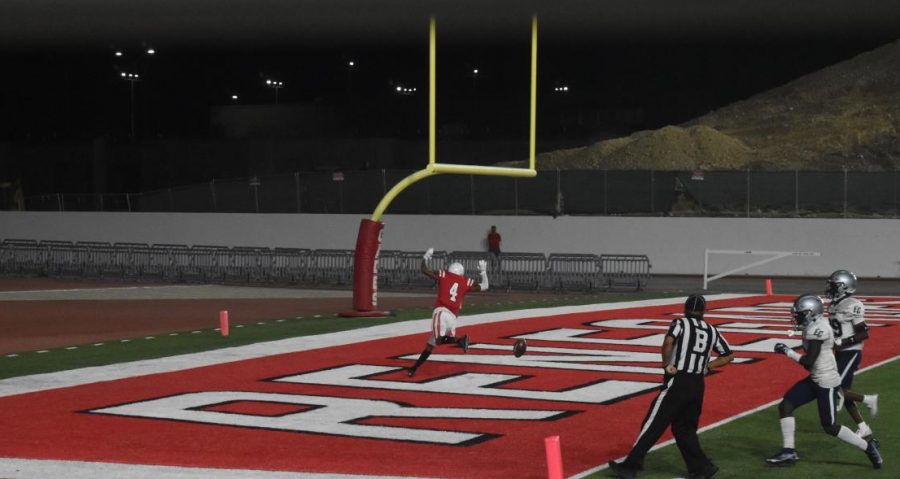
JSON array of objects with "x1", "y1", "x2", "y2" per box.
[{"x1": 1, "y1": 1, "x2": 899, "y2": 193}]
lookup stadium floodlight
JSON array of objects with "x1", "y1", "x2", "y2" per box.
[
  {"x1": 146, "y1": 48, "x2": 155, "y2": 55},
  {"x1": 115, "y1": 51, "x2": 123, "y2": 57},
  {"x1": 266, "y1": 79, "x2": 284, "y2": 104},
  {"x1": 231, "y1": 95, "x2": 238, "y2": 100},
  {"x1": 120, "y1": 72, "x2": 141, "y2": 139}
]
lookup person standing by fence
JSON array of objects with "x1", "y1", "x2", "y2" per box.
[{"x1": 486, "y1": 225, "x2": 502, "y2": 270}]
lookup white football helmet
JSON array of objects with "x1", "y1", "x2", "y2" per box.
[
  {"x1": 448, "y1": 262, "x2": 464, "y2": 276},
  {"x1": 791, "y1": 294, "x2": 824, "y2": 328},
  {"x1": 825, "y1": 269, "x2": 857, "y2": 301}
]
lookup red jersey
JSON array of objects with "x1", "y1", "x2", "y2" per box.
[
  {"x1": 487, "y1": 232, "x2": 502, "y2": 252},
  {"x1": 434, "y1": 270, "x2": 474, "y2": 316}
]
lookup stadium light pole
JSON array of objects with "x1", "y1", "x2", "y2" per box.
[
  {"x1": 120, "y1": 72, "x2": 140, "y2": 139},
  {"x1": 346, "y1": 60, "x2": 355, "y2": 98},
  {"x1": 266, "y1": 79, "x2": 284, "y2": 104}
]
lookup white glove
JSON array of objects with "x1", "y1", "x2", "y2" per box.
[
  {"x1": 423, "y1": 248, "x2": 434, "y2": 261},
  {"x1": 834, "y1": 338, "x2": 843, "y2": 347},
  {"x1": 478, "y1": 262, "x2": 489, "y2": 291}
]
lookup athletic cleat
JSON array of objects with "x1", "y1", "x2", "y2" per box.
[
  {"x1": 765, "y1": 448, "x2": 799, "y2": 466},
  {"x1": 865, "y1": 438, "x2": 883, "y2": 469},
  {"x1": 458, "y1": 335, "x2": 470, "y2": 353},
  {"x1": 857, "y1": 423, "x2": 873, "y2": 439},
  {"x1": 607, "y1": 460, "x2": 637, "y2": 479},
  {"x1": 865, "y1": 394, "x2": 879, "y2": 418}
]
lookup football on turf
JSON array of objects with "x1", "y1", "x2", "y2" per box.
[{"x1": 513, "y1": 339, "x2": 527, "y2": 358}]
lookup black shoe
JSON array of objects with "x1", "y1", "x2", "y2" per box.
[
  {"x1": 688, "y1": 464, "x2": 719, "y2": 479},
  {"x1": 865, "y1": 438, "x2": 883, "y2": 469},
  {"x1": 765, "y1": 448, "x2": 798, "y2": 465},
  {"x1": 607, "y1": 460, "x2": 637, "y2": 479},
  {"x1": 458, "y1": 335, "x2": 470, "y2": 353},
  {"x1": 407, "y1": 367, "x2": 416, "y2": 377}
]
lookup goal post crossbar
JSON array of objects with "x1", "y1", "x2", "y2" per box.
[{"x1": 703, "y1": 249, "x2": 821, "y2": 290}]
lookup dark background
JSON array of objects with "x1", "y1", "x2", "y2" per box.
[{"x1": 1, "y1": 1, "x2": 899, "y2": 195}]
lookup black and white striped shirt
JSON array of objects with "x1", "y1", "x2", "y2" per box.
[{"x1": 667, "y1": 316, "x2": 731, "y2": 374}]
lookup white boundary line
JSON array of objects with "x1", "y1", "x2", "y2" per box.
[
  {"x1": 0, "y1": 458, "x2": 437, "y2": 479},
  {"x1": 570, "y1": 351, "x2": 900, "y2": 478}
]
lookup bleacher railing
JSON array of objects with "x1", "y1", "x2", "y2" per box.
[{"x1": 0, "y1": 239, "x2": 651, "y2": 293}]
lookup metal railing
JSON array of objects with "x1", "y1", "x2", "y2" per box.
[
  {"x1": 0, "y1": 239, "x2": 652, "y2": 293},
  {"x1": 16, "y1": 169, "x2": 900, "y2": 218}
]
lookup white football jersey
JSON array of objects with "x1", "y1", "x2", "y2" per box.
[
  {"x1": 802, "y1": 316, "x2": 842, "y2": 388},
  {"x1": 828, "y1": 296, "x2": 866, "y2": 352}
]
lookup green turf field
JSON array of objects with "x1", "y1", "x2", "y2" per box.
[{"x1": 584, "y1": 360, "x2": 898, "y2": 479}]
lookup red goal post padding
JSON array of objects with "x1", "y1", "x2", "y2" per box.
[{"x1": 340, "y1": 219, "x2": 391, "y2": 317}]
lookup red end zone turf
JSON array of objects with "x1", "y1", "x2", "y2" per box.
[{"x1": 0, "y1": 295, "x2": 897, "y2": 478}]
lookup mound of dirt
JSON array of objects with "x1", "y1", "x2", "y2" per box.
[{"x1": 530, "y1": 39, "x2": 900, "y2": 171}]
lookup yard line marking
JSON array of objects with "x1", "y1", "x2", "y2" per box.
[
  {"x1": 36, "y1": 350, "x2": 49, "y2": 354},
  {"x1": 120, "y1": 339, "x2": 130, "y2": 343},
  {"x1": 5, "y1": 354, "x2": 17, "y2": 358},
  {"x1": 65, "y1": 347, "x2": 77, "y2": 350},
  {"x1": 92, "y1": 343, "x2": 104, "y2": 347}
]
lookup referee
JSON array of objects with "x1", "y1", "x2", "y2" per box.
[{"x1": 608, "y1": 295, "x2": 734, "y2": 479}]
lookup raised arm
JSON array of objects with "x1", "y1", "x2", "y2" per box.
[
  {"x1": 420, "y1": 248, "x2": 437, "y2": 281},
  {"x1": 469, "y1": 259, "x2": 489, "y2": 292}
]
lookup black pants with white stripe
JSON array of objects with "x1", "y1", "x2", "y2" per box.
[{"x1": 624, "y1": 373, "x2": 712, "y2": 474}]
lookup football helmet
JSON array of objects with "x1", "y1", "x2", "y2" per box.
[
  {"x1": 684, "y1": 294, "x2": 706, "y2": 318},
  {"x1": 448, "y1": 262, "x2": 464, "y2": 276},
  {"x1": 825, "y1": 269, "x2": 857, "y2": 300},
  {"x1": 791, "y1": 294, "x2": 824, "y2": 328}
]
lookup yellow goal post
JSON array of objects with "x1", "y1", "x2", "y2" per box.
[{"x1": 341, "y1": 16, "x2": 539, "y2": 317}]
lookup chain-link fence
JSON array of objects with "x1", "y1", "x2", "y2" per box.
[{"x1": 20, "y1": 169, "x2": 900, "y2": 218}]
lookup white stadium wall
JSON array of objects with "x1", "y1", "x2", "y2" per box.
[{"x1": 1, "y1": 211, "x2": 899, "y2": 278}]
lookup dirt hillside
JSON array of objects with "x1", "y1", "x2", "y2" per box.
[{"x1": 530, "y1": 39, "x2": 900, "y2": 171}]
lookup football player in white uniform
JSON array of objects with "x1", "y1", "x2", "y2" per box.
[
  {"x1": 766, "y1": 294, "x2": 882, "y2": 469},
  {"x1": 826, "y1": 270, "x2": 879, "y2": 438}
]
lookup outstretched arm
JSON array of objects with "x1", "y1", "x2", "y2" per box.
[
  {"x1": 775, "y1": 340, "x2": 822, "y2": 370},
  {"x1": 470, "y1": 260, "x2": 489, "y2": 292},
  {"x1": 420, "y1": 248, "x2": 437, "y2": 281}
]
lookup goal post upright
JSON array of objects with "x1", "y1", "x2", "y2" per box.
[{"x1": 341, "y1": 16, "x2": 539, "y2": 317}]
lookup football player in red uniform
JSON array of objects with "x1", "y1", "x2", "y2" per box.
[{"x1": 408, "y1": 248, "x2": 489, "y2": 377}]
